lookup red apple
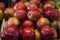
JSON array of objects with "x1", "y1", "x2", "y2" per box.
[
  {"x1": 22, "y1": 27, "x2": 35, "y2": 40},
  {"x1": 44, "y1": 7, "x2": 55, "y2": 21},
  {"x1": 7, "y1": 17, "x2": 20, "y2": 26},
  {"x1": 0, "y1": 2, "x2": 5, "y2": 10},
  {"x1": 40, "y1": 26, "x2": 54, "y2": 39},
  {"x1": 30, "y1": 0, "x2": 40, "y2": 5},
  {"x1": 44, "y1": 1, "x2": 55, "y2": 9},
  {"x1": 13, "y1": 2, "x2": 26, "y2": 10},
  {"x1": 55, "y1": 10, "x2": 60, "y2": 20},
  {"x1": 4, "y1": 7, "x2": 14, "y2": 18},
  {"x1": 1, "y1": 26, "x2": 20, "y2": 40},
  {"x1": 0, "y1": 10, "x2": 4, "y2": 21},
  {"x1": 27, "y1": 3, "x2": 38, "y2": 11},
  {"x1": 37, "y1": 17, "x2": 50, "y2": 29},
  {"x1": 22, "y1": 20, "x2": 34, "y2": 28},
  {"x1": 27, "y1": 9, "x2": 41, "y2": 21},
  {"x1": 51, "y1": 28, "x2": 57, "y2": 39},
  {"x1": 14, "y1": 9, "x2": 27, "y2": 21}
]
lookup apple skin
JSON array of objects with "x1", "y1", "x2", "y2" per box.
[
  {"x1": 4, "y1": 7, "x2": 14, "y2": 18},
  {"x1": 0, "y1": 10, "x2": 4, "y2": 21},
  {"x1": 0, "y1": 2, "x2": 5, "y2": 10},
  {"x1": 44, "y1": 1, "x2": 55, "y2": 9},
  {"x1": 13, "y1": 2, "x2": 26, "y2": 10},
  {"x1": 14, "y1": 9, "x2": 27, "y2": 21},
  {"x1": 55, "y1": 10, "x2": 60, "y2": 20},
  {"x1": 40, "y1": 26, "x2": 54, "y2": 39},
  {"x1": 22, "y1": 20, "x2": 34, "y2": 28},
  {"x1": 7, "y1": 17, "x2": 20, "y2": 26},
  {"x1": 37, "y1": 17, "x2": 50, "y2": 29},
  {"x1": 44, "y1": 8, "x2": 55, "y2": 21},
  {"x1": 22, "y1": 27, "x2": 35, "y2": 40},
  {"x1": 27, "y1": 3, "x2": 38, "y2": 11},
  {"x1": 1, "y1": 26, "x2": 20, "y2": 40},
  {"x1": 35, "y1": 29, "x2": 40, "y2": 40},
  {"x1": 30, "y1": 0, "x2": 40, "y2": 5},
  {"x1": 27, "y1": 9, "x2": 41, "y2": 21},
  {"x1": 51, "y1": 28, "x2": 57, "y2": 39}
]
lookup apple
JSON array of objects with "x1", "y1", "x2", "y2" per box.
[
  {"x1": 13, "y1": 2, "x2": 26, "y2": 10},
  {"x1": 1, "y1": 26, "x2": 20, "y2": 40},
  {"x1": 22, "y1": 27, "x2": 35, "y2": 40},
  {"x1": 27, "y1": 3, "x2": 38, "y2": 11},
  {"x1": 14, "y1": 9, "x2": 27, "y2": 21},
  {"x1": 45, "y1": 0, "x2": 55, "y2": 9},
  {"x1": 22, "y1": 20, "x2": 34, "y2": 28},
  {"x1": 29, "y1": 0, "x2": 40, "y2": 5},
  {"x1": 47, "y1": 1, "x2": 55, "y2": 6},
  {"x1": 27, "y1": 9, "x2": 41, "y2": 21},
  {"x1": 0, "y1": 10, "x2": 4, "y2": 21},
  {"x1": 35, "y1": 29, "x2": 40, "y2": 40},
  {"x1": 44, "y1": 7, "x2": 55, "y2": 21},
  {"x1": 37, "y1": 17, "x2": 50, "y2": 29},
  {"x1": 44, "y1": 3, "x2": 55, "y2": 9},
  {"x1": 4, "y1": 7, "x2": 14, "y2": 18},
  {"x1": 55, "y1": 10, "x2": 60, "y2": 20},
  {"x1": 40, "y1": 26, "x2": 54, "y2": 39},
  {"x1": 0, "y1": 2, "x2": 5, "y2": 10},
  {"x1": 7, "y1": 17, "x2": 20, "y2": 26},
  {"x1": 51, "y1": 28, "x2": 57, "y2": 39}
]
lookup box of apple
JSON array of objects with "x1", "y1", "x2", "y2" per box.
[{"x1": 0, "y1": 0, "x2": 60, "y2": 40}]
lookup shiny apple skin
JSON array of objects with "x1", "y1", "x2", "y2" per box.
[
  {"x1": 13, "y1": 2, "x2": 26, "y2": 10},
  {"x1": 4, "y1": 7, "x2": 14, "y2": 18},
  {"x1": 40, "y1": 26, "x2": 54, "y2": 39},
  {"x1": 27, "y1": 9, "x2": 41, "y2": 21},
  {"x1": 22, "y1": 27, "x2": 35, "y2": 40},
  {"x1": 14, "y1": 9, "x2": 27, "y2": 21},
  {"x1": 44, "y1": 8, "x2": 55, "y2": 21},
  {"x1": 37, "y1": 17, "x2": 50, "y2": 29},
  {"x1": 1, "y1": 26, "x2": 20, "y2": 40},
  {"x1": 27, "y1": 3, "x2": 38, "y2": 11},
  {"x1": 30, "y1": 0, "x2": 40, "y2": 5},
  {"x1": 22, "y1": 20, "x2": 34, "y2": 28}
]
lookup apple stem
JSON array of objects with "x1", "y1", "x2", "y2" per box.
[{"x1": 1, "y1": 18, "x2": 5, "y2": 33}]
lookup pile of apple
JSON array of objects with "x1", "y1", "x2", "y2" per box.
[{"x1": 0, "y1": 0, "x2": 60, "y2": 40}]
